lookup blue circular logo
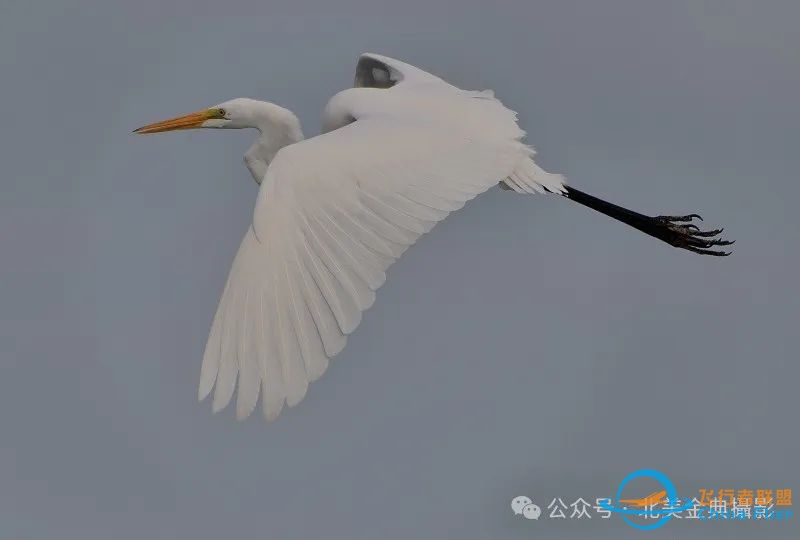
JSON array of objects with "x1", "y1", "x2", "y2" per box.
[{"x1": 599, "y1": 469, "x2": 695, "y2": 531}]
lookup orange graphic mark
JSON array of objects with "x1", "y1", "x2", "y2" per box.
[
  {"x1": 619, "y1": 490, "x2": 669, "y2": 508},
  {"x1": 698, "y1": 489, "x2": 715, "y2": 506}
]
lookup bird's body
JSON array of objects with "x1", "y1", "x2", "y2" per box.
[{"x1": 134, "y1": 53, "x2": 732, "y2": 422}]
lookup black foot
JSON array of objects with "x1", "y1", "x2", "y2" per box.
[
  {"x1": 561, "y1": 186, "x2": 734, "y2": 256},
  {"x1": 650, "y1": 214, "x2": 733, "y2": 256}
]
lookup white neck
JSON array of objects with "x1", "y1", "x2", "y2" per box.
[{"x1": 242, "y1": 103, "x2": 304, "y2": 185}]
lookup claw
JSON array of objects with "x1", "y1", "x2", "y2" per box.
[
  {"x1": 654, "y1": 212, "x2": 733, "y2": 256},
  {"x1": 691, "y1": 228, "x2": 723, "y2": 237},
  {"x1": 660, "y1": 213, "x2": 703, "y2": 222},
  {"x1": 673, "y1": 223, "x2": 701, "y2": 233},
  {"x1": 707, "y1": 238, "x2": 735, "y2": 246},
  {"x1": 685, "y1": 246, "x2": 732, "y2": 256},
  {"x1": 684, "y1": 236, "x2": 717, "y2": 249}
]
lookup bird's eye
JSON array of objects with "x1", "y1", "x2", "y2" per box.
[{"x1": 218, "y1": 108, "x2": 226, "y2": 117}]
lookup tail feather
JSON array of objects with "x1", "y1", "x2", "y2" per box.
[{"x1": 501, "y1": 156, "x2": 566, "y2": 195}]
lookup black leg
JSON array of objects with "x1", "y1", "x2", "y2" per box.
[{"x1": 561, "y1": 186, "x2": 733, "y2": 256}]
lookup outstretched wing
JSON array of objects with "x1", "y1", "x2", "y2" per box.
[{"x1": 199, "y1": 56, "x2": 564, "y2": 421}]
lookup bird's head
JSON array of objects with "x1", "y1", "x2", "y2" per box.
[{"x1": 133, "y1": 98, "x2": 269, "y2": 134}]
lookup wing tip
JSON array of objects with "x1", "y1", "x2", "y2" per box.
[
  {"x1": 198, "y1": 380, "x2": 214, "y2": 402},
  {"x1": 262, "y1": 403, "x2": 284, "y2": 423}
]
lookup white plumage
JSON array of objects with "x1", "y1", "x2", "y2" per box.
[
  {"x1": 133, "y1": 52, "x2": 730, "y2": 422},
  {"x1": 202, "y1": 54, "x2": 564, "y2": 420}
]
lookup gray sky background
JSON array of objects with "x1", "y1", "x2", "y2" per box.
[{"x1": 2, "y1": 1, "x2": 798, "y2": 538}]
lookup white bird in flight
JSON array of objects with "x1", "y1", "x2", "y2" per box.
[{"x1": 134, "y1": 53, "x2": 732, "y2": 422}]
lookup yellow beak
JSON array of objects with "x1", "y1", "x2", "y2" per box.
[{"x1": 133, "y1": 109, "x2": 214, "y2": 134}]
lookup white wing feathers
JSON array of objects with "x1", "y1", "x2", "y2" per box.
[
  {"x1": 462, "y1": 88, "x2": 565, "y2": 195},
  {"x1": 199, "y1": 81, "x2": 565, "y2": 421},
  {"x1": 502, "y1": 151, "x2": 566, "y2": 195}
]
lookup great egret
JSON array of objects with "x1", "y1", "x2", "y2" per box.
[{"x1": 134, "y1": 53, "x2": 732, "y2": 422}]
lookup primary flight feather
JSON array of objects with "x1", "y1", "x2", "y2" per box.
[{"x1": 134, "y1": 53, "x2": 732, "y2": 422}]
